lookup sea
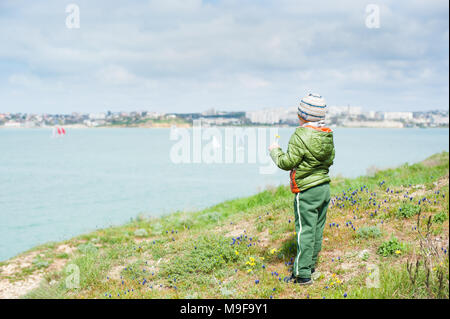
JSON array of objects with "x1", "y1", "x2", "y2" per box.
[{"x1": 0, "y1": 127, "x2": 448, "y2": 261}]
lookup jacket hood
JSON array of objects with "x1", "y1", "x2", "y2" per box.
[{"x1": 296, "y1": 126, "x2": 334, "y2": 162}]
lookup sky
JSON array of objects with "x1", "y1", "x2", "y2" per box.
[{"x1": 0, "y1": 0, "x2": 448, "y2": 114}]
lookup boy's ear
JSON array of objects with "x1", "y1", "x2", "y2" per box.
[{"x1": 297, "y1": 114, "x2": 305, "y2": 123}]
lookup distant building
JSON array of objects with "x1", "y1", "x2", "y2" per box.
[
  {"x1": 144, "y1": 112, "x2": 161, "y2": 119},
  {"x1": 89, "y1": 113, "x2": 106, "y2": 120},
  {"x1": 278, "y1": 107, "x2": 298, "y2": 124},
  {"x1": 328, "y1": 106, "x2": 362, "y2": 116},
  {"x1": 199, "y1": 117, "x2": 242, "y2": 126},
  {"x1": 4, "y1": 121, "x2": 21, "y2": 127},
  {"x1": 342, "y1": 120, "x2": 404, "y2": 128},
  {"x1": 383, "y1": 112, "x2": 413, "y2": 121},
  {"x1": 431, "y1": 114, "x2": 449, "y2": 126},
  {"x1": 362, "y1": 111, "x2": 377, "y2": 119},
  {"x1": 202, "y1": 108, "x2": 217, "y2": 116},
  {"x1": 245, "y1": 107, "x2": 292, "y2": 124},
  {"x1": 246, "y1": 108, "x2": 274, "y2": 124}
]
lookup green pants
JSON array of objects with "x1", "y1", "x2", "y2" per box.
[{"x1": 293, "y1": 182, "x2": 330, "y2": 278}]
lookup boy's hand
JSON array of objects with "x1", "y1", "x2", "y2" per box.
[{"x1": 269, "y1": 142, "x2": 280, "y2": 152}]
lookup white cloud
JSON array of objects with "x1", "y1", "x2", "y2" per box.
[
  {"x1": 8, "y1": 73, "x2": 42, "y2": 87},
  {"x1": 238, "y1": 74, "x2": 270, "y2": 89},
  {"x1": 0, "y1": 0, "x2": 448, "y2": 113},
  {"x1": 96, "y1": 65, "x2": 137, "y2": 85}
]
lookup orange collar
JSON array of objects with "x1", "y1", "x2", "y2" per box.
[{"x1": 304, "y1": 125, "x2": 333, "y2": 133}]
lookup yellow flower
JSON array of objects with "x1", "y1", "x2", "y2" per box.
[
  {"x1": 270, "y1": 248, "x2": 278, "y2": 255},
  {"x1": 247, "y1": 269, "x2": 252, "y2": 273},
  {"x1": 395, "y1": 250, "x2": 401, "y2": 255},
  {"x1": 235, "y1": 250, "x2": 239, "y2": 256},
  {"x1": 332, "y1": 273, "x2": 336, "y2": 278},
  {"x1": 249, "y1": 257, "x2": 255, "y2": 262},
  {"x1": 260, "y1": 257, "x2": 265, "y2": 260},
  {"x1": 249, "y1": 262, "x2": 256, "y2": 267}
]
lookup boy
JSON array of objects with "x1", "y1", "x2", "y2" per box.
[{"x1": 269, "y1": 93, "x2": 335, "y2": 285}]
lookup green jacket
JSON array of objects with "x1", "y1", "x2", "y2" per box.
[{"x1": 270, "y1": 126, "x2": 335, "y2": 192}]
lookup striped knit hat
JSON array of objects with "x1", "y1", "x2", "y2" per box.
[{"x1": 297, "y1": 93, "x2": 327, "y2": 122}]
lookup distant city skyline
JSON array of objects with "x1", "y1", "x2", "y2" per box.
[
  {"x1": 2, "y1": 108, "x2": 448, "y2": 129},
  {"x1": 1, "y1": 104, "x2": 448, "y2": 116},
  {"x1": 1, "y1": 0, "x2": 448, "y2": 114}
]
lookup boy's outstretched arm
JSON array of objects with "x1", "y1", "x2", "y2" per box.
[{"x1": 269, "y1": 136, "x2": 304, "y2": 171}]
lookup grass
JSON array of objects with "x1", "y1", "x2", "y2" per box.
[
  {"x1": 396, "y1": 202, "x2": 421, "y2": 218},
  {"x1": 356, "y1": 226, "x2": 383, "y2": 239},
  {"x1": 1, "y1": 152, "x2": 448, "y2": 299},
  {"x1": 377, "y1": 236, "x2": 406, "y2": 257},
  {"x1": 433, "y1": 211, "x2": 448, "y2": 224}
]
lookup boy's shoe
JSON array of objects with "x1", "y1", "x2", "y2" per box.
[
  {"x1": 283, "y1": 274, "x2": 313, "y2": 285},
  {"x1": 294, "y1": 277, "x2": 313, "y2": 285}
]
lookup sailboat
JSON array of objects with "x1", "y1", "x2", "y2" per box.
[{"x1": 51, "y1": 127, "x2": 66, "y2": 138}]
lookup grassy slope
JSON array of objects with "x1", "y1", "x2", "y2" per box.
[{"x1": 1, "y1": 152, "x2": 449, "y2": 299}]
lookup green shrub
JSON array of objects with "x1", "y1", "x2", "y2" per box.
[
  {"x1": 396, "y1": 202, "x2": 421, "y2": 218},
  {"x1": 197, "y1": 211, "x2": 222, "y2": 224},
  {"x1": 433, "y1": 211, "x2": 448, "y2": 224},
  {"x1": 77, "y1": 243, "x2": 98, "y2": 254},
  {"x1": 356, "y1": 226, "x2": 382, "y2": 239},
  {"x1": 161, "y1": 235, "x2": 239, "y2": 277},
  {"x1": 377, "y1": 236, "x2": 406, "y2": 257},
  {"x1": 32, "y1": 256, "x2": 50, "y2": 269},
  {"x1": 134, "y1": 228, "x2": 148, "y2": 237},
  {"x1": 150, "y1": 222, "x2": 164, "y2": 235}
]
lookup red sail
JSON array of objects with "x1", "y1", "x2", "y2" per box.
[
  {"x1": 61, "y1": 127, "x2": 66, "y2": 135},
  {"x1": 57, "y1": 127, "x2": 61, "y2": 135}
]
